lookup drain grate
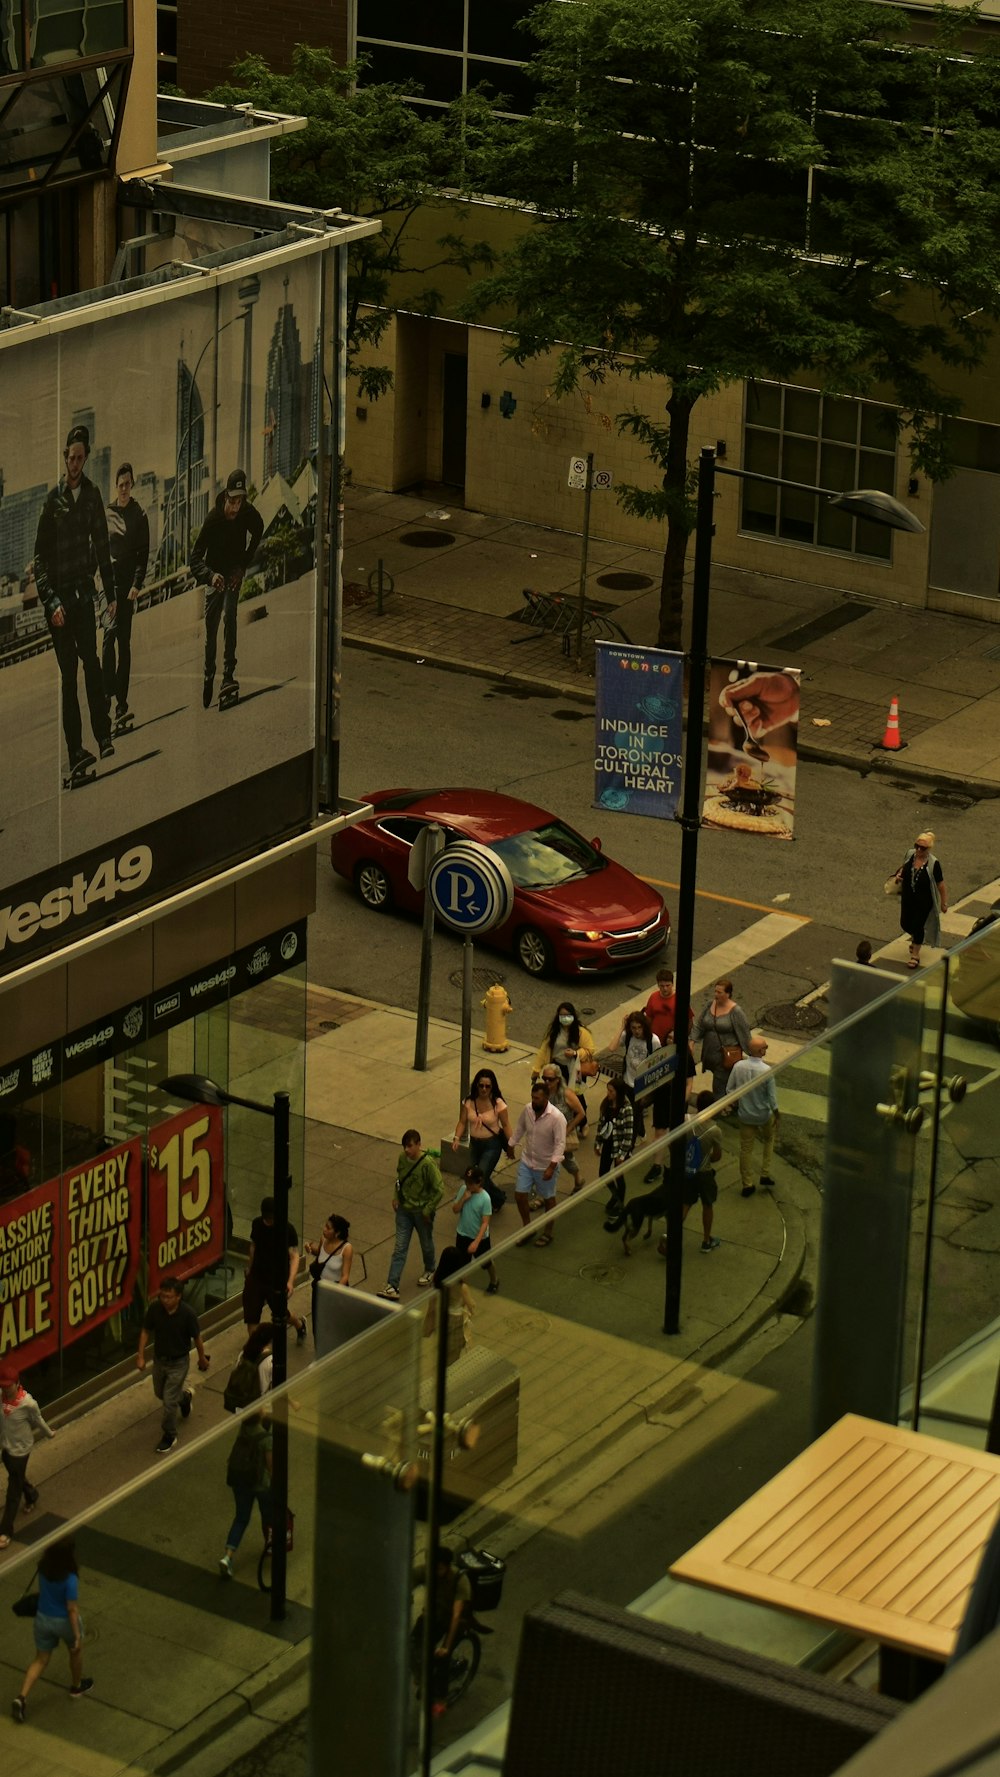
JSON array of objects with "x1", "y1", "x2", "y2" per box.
[
  {"x1": 596, "y1": 571, "x2": 654, "y2": 592},
  {"x1": 399, "y1": 529, "x2": 456, "y2": 548},
  {"x1": 761, "y1": 1001, "x2": 827, "y2": 1033},
  {"x1": 448, "y1": 965, "x2": 507, "y2": 991}
]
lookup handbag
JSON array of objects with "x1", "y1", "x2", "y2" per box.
[
  {"x1": 884, "y1": 872, "x2": 902, "y2": 896},
  {"x1": 721, "y1": 1043, "x2": 743, "y2": 1071},
  {"x1": 12, "y1": 1571, "x2": 39, "y2": 1618}
]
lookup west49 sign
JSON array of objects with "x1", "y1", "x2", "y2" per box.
[{"x1": 147, "y1": 1104, "x2": 225, "y2": 1290}]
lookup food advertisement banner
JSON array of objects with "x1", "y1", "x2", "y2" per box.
[
  {"x1": 0, "y1": 1137, "x2": 142, "y2": 1366},
  {"x1": 702, "y1": 661, "x2": 801, "y2": 840},
  {"x1": 147, "y1": 1105, "x2": 225, "y2": 1293},
  {"x1": 593, "y1": 642, "x2": 684, "y2": 819},
  {"x1": 0, "y1": 252, "x2": 323, "y2": 977}
]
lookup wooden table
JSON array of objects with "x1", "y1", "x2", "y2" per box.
[{"x1": 671, "y1": 1413, "x2": 1000, "y2": 1692}]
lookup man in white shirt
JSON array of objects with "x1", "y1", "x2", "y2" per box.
[{"x1": 512, "y1": 1082, "x2": 566, "y2": 1248}]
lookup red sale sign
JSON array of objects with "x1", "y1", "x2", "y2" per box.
[
  {"x1": 0, "y1": 1179, "x2": 61, "y2": 1365},
  {"x1": 147, "y1": 1104, "x2": 225, "y2": 1292},
  {"x1": 60, "y1": 1139, "x2": 143, "y2": 1346}
]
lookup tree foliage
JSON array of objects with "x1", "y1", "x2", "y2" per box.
[
  {"x1": 468, "y1": 0, "x2": 1000, "y2": 646},
  {"x1": 211, "y1": 46, "x2": 498, "y2": 400}
]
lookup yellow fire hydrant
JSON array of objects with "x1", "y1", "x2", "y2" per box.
[{"x1": 481, "y1": 983, "x2": 513, "y2": 1052}]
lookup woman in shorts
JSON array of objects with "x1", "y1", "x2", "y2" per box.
[{"x1": 12, "y1": 1537, "x2": 93, "y2": 1721}]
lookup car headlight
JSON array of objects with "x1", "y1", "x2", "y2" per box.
[{"x1": 567, "y1": 929, "x2": 603, "y2": 942}]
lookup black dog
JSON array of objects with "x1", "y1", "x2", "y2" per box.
[{"x1": 604, "y1": 1178, "x2": 671, "y2": 1256}]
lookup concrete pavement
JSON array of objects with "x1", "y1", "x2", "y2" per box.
[{"x1": 343, "y1": 482, "x2": 1000, "y2": 795}]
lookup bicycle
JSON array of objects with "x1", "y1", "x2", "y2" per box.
[{"x1": 411, "y1": 1545, "x2": 505, "y2": 1712}]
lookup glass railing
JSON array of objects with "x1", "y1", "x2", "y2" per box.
[{"x1": 3, "y1": 921, "x2": 1000, "y2": 1774}]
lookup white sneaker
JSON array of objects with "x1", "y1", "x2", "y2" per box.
[
  {"x1": 417, "y1": 1272, "x2": 435, "y2": 1288},
  {"x1": 378, "y1": 1284, "x2": 400, "y2": 1300},
  {"x1": 219, "y1": 1554, "x2": 233, "y2": 1580}
]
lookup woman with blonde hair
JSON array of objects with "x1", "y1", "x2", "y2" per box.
[{"x1": 893, "y1": 830, "x2": 948, "y2": 969}]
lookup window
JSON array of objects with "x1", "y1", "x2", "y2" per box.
[
  {"x1": 491, "y1": 822, "x2": 607, "y2": 890},
  {"x1": 742, "y1": 383, "x2": 898, "y2": 561},
  {"x1": 357, "y1": 0, "x2": 532, "y2": 118}
]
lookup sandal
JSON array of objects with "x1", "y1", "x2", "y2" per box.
[
  {"x1": 908, "y1": 949, "x2": 921, "y2": 971},
  {"x1": 533, "y1": 1232, "x2": 554, "y2": 1247}
]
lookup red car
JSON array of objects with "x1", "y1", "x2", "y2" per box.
[{"x1": 330, "y1": 788, "x2": 669, "y2": 976}]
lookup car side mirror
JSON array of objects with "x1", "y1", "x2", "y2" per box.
[{"x1": 589, "y1": 837, "x2": 602, "y2": 852}]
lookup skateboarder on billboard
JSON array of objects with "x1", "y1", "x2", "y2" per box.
[
  {"x1": 34, "y1": 425, "x2": 116, "y2": 788},
  {"x1": 191, "y1": 469, "x2": 263, "y2": 712},
  {"x1": 103, "y1": 462, "x2": 149, "y2": 736}
]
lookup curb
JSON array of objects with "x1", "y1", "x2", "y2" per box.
[
  {"x1": 145, "y1": 1645, "x2": 311, "y2": 1776},
  {"x1": 344, "y1": 632, "x2": 999, "y2": 795}
]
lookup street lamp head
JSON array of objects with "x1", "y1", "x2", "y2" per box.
[
  {"x1": 828, "y1": 488, "x2": 925, "y2": 533},
  {"x1": 159, "y1": 1072, "x2": 230, "y2": 1108}
]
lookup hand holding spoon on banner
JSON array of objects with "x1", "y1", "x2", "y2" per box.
[{"x1": 718, "y1": 668, "x2": 801, "y2": 761}]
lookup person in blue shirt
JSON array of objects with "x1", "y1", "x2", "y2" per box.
[
  {"x1": 452, "y1": 1166, "x2": 499, "y2": 1295},
  {"x1": 12, "y1": 1536, "x2": 93, "y2": 1721},
  {"x1": 726, "y1": 1036, "x2": 779, "y2": 1198}
]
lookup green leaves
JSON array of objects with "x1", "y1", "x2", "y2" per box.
[{"x1": 467, "y1": 0, "x2": 1000, "y2": 644}]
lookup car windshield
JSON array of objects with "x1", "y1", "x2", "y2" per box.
[{"x1": 491, "y1": 821, "x2": 607, "y2": 889}]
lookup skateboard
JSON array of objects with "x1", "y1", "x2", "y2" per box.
[
  {"x1": 219, "y1": 678, "x2": 239, "y2": 711},
  {"x1": 112, "y1": 708, "x2": 134, "y2": 737},
  {"x1": 63, "y1": 753, "x2": 97, "y2": 790}
]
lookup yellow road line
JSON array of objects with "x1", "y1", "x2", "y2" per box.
[{"x1": 641, "y1": 877, "x2": 810, "y2": 922}]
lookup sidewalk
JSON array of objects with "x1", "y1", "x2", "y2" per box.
[
  {"x1": 0, "y1": 979, "x2": 809, "y2": 1777},
  {"x1": 343, "y1": 482, "x2": 1000, "y2": 794}
]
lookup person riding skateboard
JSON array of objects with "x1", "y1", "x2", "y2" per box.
[
  {"x1": 190, "y1": 468, "x2": 263, "y2": 709},
  {"x1": 34, "y1": 424, "x2": 116, "y2": 782}
]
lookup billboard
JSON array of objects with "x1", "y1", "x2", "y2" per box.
[
  {"x1": 702, "y1": 661, "x2": 801, "y2": 839},
  {"x1": 0, "y1": 249, "x2": 324, "y2": 975},
  {"x1": 0, "y1": 1136, "x2": 143, "y2": 1366},
  {"x1": 593, "y1": 642, "x2": 684, "y2": 818},
  {"x1": 147, "y1": 1104, "x2": 226, "y2": 1293}
]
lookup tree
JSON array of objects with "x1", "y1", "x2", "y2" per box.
[
  {"x1": 468, "y1": 0, "x2": 1000, "y2": 647},
  {"x1": 210, "y1": 47, "x2": 498, "y2": 400}
]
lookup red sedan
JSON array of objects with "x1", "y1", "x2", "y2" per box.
[{"x1": 330, "y1": 788, "x2": 669, "y2": 976}]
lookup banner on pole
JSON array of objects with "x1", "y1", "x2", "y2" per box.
[
  {"x1": 594, "y1": 643, "x2": 684, "y2": 818},
  {"x1": 702, "y1": 661, "x2": 801, "y2": 839}
]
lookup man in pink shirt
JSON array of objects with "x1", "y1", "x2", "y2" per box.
[{"x1": 512, "y1": 1082, "x2": 566, "y2": 1248}]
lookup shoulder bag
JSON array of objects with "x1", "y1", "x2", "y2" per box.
[{"x1": 12, "y1": 1571, "x2": 39, "y2": 1617}]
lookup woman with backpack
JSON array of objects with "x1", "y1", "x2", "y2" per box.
[
  {"x1": 612, "y1": 1009, "x2": 660, "y2": 1143},
  {"x1": 218, "y1": 1409, "x2": 272, "y2": 1580},
  {"x1": 595, "y1": 1077, "x2": 635, "y2": 1207},
  {"x1": 222, "y1": 1326, "x2": 273, "y2": 1415}
]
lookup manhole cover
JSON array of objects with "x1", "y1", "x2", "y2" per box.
[
  {"x1": 318, "y1": 1020, "x2": 340, "y2": 1031},
  {"x1": 579, "y1": 1263, "x2": 626, "y2": 1286},
  {"x1": 761, "y1": 1001, "x2": 827, "y2": 1033},
  {"x1": 399, "y1": 529, "x2": 456, "y2": 548},
  {"x1": 448, "y1": 966, "x2": 507, "y2": 991},
  {"x1": 596, "y1": 571, "x2": 655, "y2": 592}
]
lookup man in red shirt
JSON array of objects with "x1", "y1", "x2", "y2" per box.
[{"x1": 643, "y1": 969, "x2": 695, "y2": 1182}]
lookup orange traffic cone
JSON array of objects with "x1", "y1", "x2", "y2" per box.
[{"x1": 880, "y1": 695, "x2": 905, "y2": 751}]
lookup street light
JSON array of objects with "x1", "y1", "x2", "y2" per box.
[
  {"x1": 159, "y1": 1072, "x2": 291, "y2": 1620},
  {"x1": 663, "y1": 448, "x2": 924, "y2": 1336}
]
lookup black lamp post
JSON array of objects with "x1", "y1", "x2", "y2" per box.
[
  {"x1": 160, "y1": 1072, "x2": 291, "y2": 1620},
  {"x1": 663, "y1": 448, "x2": 924, "y2": 1336}
]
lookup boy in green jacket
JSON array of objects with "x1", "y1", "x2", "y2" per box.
[{"x1": 378, "y1": 1130, "x2": 444, "y2": 1300}]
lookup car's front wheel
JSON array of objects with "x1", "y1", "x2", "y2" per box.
[
  {"x1": 516, "y1": 926, "x2": 554, "y2": 976},
  {"x1": 356, "y1": 860, "x2": 393, "y2": 911}
]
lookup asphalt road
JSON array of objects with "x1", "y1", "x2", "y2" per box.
[{"x1": 314, "y1": 651, "x2": 1000, "y2": 1036}]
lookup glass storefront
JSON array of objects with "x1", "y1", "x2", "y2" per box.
[{"x1": 0, "y1": 926, "x2": 306, "y2": 1406}]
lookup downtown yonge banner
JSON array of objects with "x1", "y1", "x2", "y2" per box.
[
  {"x1": 593, "y1": 642, "x2": 684, "y2": 817},
  {"x1": 0, "y1": 245, "x2": 326, "y2": 977},
  {"x1": 0, "y1": 1104, "x2": 224, "y2": 1367}
]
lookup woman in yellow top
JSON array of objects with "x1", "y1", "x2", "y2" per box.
[{"x1": 532, "y1": 1001, "x2": 598, "y2": 1093}]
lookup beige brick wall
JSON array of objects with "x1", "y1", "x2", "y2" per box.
[{"x1": 347, "y1": 313, "x2": 933, "y2": 606}]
